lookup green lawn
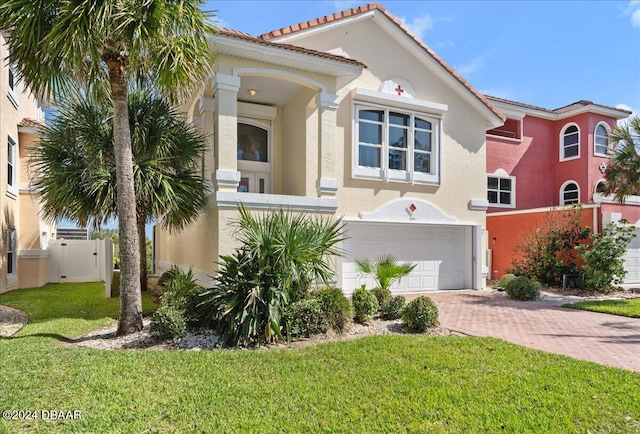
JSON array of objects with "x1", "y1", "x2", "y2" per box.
[
  {"x1": 563, "y1": 298, "x2": 640, "y2": 318},
  {"x1": 1, "y1": 284, "x2": 639, "y2": 433}
]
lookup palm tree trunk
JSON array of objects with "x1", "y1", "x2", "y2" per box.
[
  {"x1": 138, "y1": 217, "x2": 148, "y2": 292},
  {"x1": 108, "y1": 59, "x2": 143, "y2": 335}
]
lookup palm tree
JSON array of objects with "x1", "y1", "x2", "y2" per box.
[
  {"x1": 31, "y1": 90, "x2": 208, "y2": 292},
  {"x1": 603, "y1": 116, "x2": 640, "y2": 202},
  {"x1": 355, "y1": 254, "x2": 416, "y2": 302},
  {"x1": 0, "y1": 1, "x2": 213, "y2": 334}
]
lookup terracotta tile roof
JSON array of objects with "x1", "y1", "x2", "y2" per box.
[
  {"x1": 216, "y1": 28, "x2": 366, "y2": 68},
  {"x1": 485, "y1": 95, "x2": 632, "y2": 116},
  {"x1": 18, "y1": 118, "x2": 45, "y2": 129},
  {"x1": 260, "y1": 3, "x2": 505, "y2": 123},
  {"x1": 484, "y1": 95, "x2": 554, "y2": 113}
]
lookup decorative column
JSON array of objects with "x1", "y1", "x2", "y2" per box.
[
  {"x1": 212, "y1": 73, "x2": 241, "y2": 191},
  {"x1": 315, "y1": 92, "x2": 340, "y2": 197},
  {"x1": 200, "y1": 96, "x2": 215, "y2": 191}
]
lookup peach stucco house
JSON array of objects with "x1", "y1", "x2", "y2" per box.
[
  {"x1": 154, "y1": 3, "x2": 506, "y2": 293},
  {"x1": 0, "y1": 33, "x2": 53, "y2": 293}
]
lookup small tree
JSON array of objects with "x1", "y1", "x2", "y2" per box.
[
  {"x1": 577, "y1": 221, "x2": 635, "y2": 292},
  {"x1": 508, "y1": 207, "x2": 590, "y2": 285}
]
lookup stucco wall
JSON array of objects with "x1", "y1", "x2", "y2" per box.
[
  {"x1": 294, "y1": 18, "x2": 488, "y2": 227},
  {"x1": 0, "y1": 34, "x2": 44, "y2": 292},
  {"x1": 486, "y1": 206, "x2": 597, "y2": 280}
]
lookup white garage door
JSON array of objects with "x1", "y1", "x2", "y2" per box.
[
  {"x1": 624, "y1": 228, "x2": 640, "y2": 283},
  {"x1": 339, "y1": 222, "x2": 472, "y2": 293}
]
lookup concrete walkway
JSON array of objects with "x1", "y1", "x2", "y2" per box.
[{"x1": 426, "y1": 291, "x2": 640, "y2": 373}]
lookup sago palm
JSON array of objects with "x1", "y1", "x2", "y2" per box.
[
  {"x1": 30, "y1": 90, "x2": 208, "y2": 292},
  {"x1": 603, "y1": 116, "x2": 640, "y2": 202},
  {"x1": 0, "y1": 0, "x2": 214, "y2": 334}
]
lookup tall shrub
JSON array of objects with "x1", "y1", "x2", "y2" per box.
[
  {"x1": 577, "y1": 221, "x2": 635, "y2": 292},
  {"x1": 201, "y1": 206, "x2": 345, "y2": 347},
  {"x1": 507, "y1": 207, "x2": 590, "y2": 285}
]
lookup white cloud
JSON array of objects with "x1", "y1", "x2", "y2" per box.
[
  {"x1": 331, "y1": 0, "x2": 360, "y2": 10},
  {"x1": 624, "y1": 0, "x2": 640, "y2": 27},
  {"x1": 434, "y1": 40, "x2": 456, "y2": 50},
  {"x1": 213, "y1": 16, "x2": 229, "y2": 29},
  {"x1": 616, "y1": 103, "x2": 637, "y2": 127},
  {"x1": 399, "y1": 14, "x2": 434, "y2": 39},
  {"x1": 456, "y1": 54, "x2": 488, "y2": 76}
]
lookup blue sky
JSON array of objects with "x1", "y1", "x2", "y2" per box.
[{"x1": 206, "y1": 0, "x2": 640, "y2": 115}]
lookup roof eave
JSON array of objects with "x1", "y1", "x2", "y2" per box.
[
  {"x1": 216, "y1": 34, "x2": 365, "y2": 78},
  {"x1": 488, "y1": 98, "x2": 630, "y2": 121},
  {"x1": 263, "y1": 6, "x2": 505, "y2": 129}
]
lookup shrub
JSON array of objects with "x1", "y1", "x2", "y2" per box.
[
  {"x1": 150, "y1": 304, "x2": 187, "y2": 339},
  {"x1": 314, "y1": 287, "x2": 352, "y2": 332},
  {"x1": 199, "y1": 205, "x2": 346, "y2": 347},
  {"x1": 577, "y1": 221, "x2": 635, "y2": 293},
  {"x1": 402, "y1": 296, "x2": 438, "y2": 332},
  {"x1": 507, "y1": 207, "x2": 590, "y2": 285},
  {"x1": 381, "y1": 295, "x2": 405, "y2": 320},
  {"x1": 284, "y1": 298, "x2": 327, "y2": 338},
  {"x1": 156, "y1": 266, "x2": 205, "y2": 327},
  {"x1": 352, "y1": 286, "x2": 379, "y2": 323},
  {"x1": 371, "y1": 286, "x2": 392, "y2": 306},
  {"x1": 505, "y1": 276, "x2": 541, "y2": 301},
  {"x1": 498, "y1": 273, "x2": 517, "y2": 290}
]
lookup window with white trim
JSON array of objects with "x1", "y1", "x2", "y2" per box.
[
  {"x1": 7, "y1": 136, "x2": 16, "y2": 196},
  {"x1": 561, "y1": 182, "x2": 580, "y2": 205},
  {"x1": 487, "y1": 175, "x2": 515, "y2": 207},
  {"x1": 6, "y1": 226, "x2": 16, "y2": 277},
  {"x1": 7, "y1": 63, "x2": 18, "y2": 106},
  {"x1": 595, "y1": 180, "x2": 606, "y2": 194},
  {"x1": 594, "y1": 123, "x2": 610, "y2": 156},
  {"x1": 561, "y1": 124, "x2": 580, "y2": 160},
  {"x1": 354, "y1": 105, "x2": 439, "y2": 184}
]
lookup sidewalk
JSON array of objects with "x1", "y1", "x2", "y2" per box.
[{"x1": 426, "y1": 290, "x2": 640, "y2": 373}]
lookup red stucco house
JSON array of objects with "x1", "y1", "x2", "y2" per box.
[{"x1": 483, "y1": 96, "x2": 638, "y2": 283}]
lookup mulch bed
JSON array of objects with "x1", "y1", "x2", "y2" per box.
[{"x1": 0, "y1": 305, "x2": 28, "y2": 337}]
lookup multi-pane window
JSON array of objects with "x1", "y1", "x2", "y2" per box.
[
  {"x1": 562, "y1": 124, "x2": 580, "y2": 160},
  {"x1": 7, "y1": 64, "x2": 18, "y2": 105},
  {"x1": 594, "y1": 124, "x2": 609, "y2": 156},
  {"x1": 487, "y1": 176, "x2": 514, "y2": 207},
  {"x1": 7, "y1": 136, "x2": 16, "y2": 194},
  {"x1": 356, "y1": 106, "x2": 437, "y2": 182},
  {"x1": 6, "y1": 226, "x2": 16, "y2": 275},
  {"x1": 358, "y1": 109, "x2": 383, "y2": 168},
  {"x1": 562, "y1": 182, "x2": 580, "y2": 205}
]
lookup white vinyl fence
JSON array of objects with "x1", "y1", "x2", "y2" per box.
[{"x1": 47, "y1": 239, "x2": 113, "y2": 296}]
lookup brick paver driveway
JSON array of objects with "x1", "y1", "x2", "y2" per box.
[{"x1": 426, "y1": 291, "x2": 640, "y2": 373}]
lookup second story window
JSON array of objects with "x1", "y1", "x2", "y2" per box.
[
  {"x1": 487, "y1": 175, "x2": 515, "y2": 207},
  {"x1": 594, "y1": 123, "x2": 610, "y2": 156},
  {"x1": 561, "y1": 181, "x2": 580, "y2": 205},
  {"x1": 7, "y1": 136, "x2": 16, "y2": 196},
  {"x1": 7, "y1": 64, "x2": 19, "y2": 106},
  {"x1": 354, "y1": 105, "x2": 440, "y2": 184},
  {"x1": 561, "y1": 124, "x2": 580, "y2": 160}
]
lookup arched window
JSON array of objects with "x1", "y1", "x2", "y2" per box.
[
  {"x1": 560, "y1": 124, "x2": 580, "y2": 160},
  {"x1": 561, "y1": 181, "x2": 580, "y2": 205},
  {"x1": 594, "y1": 123, "x2": 610, "y2": 156},
  {"x1": 595, "y1": 180, "x2": 606, "y2": 194},
  {"x1": 561, "y1": 124, "x2": 580, "y2": 160}
]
